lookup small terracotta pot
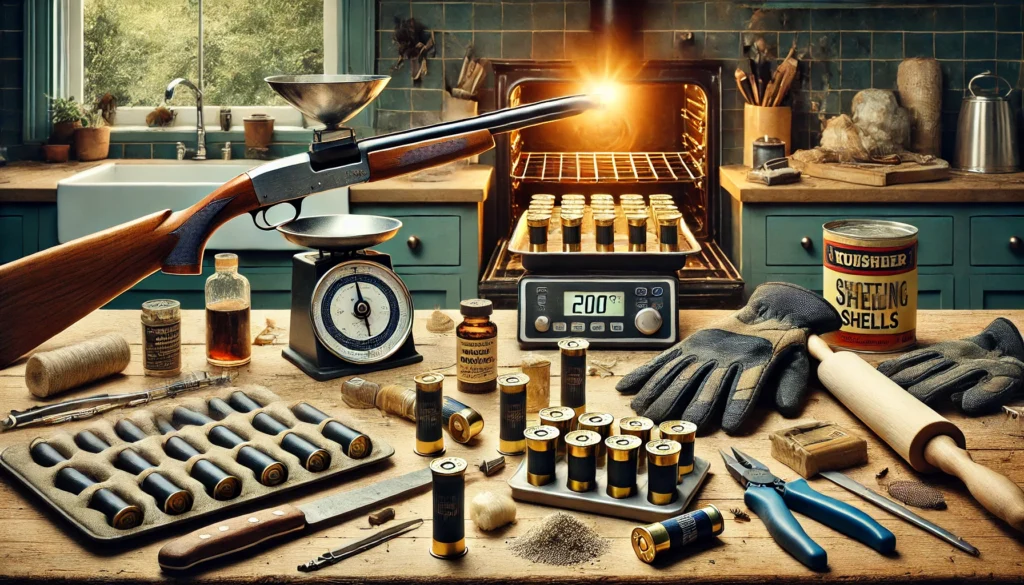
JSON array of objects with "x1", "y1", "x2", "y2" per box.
[
  {"x1": 41, "y1": 144, "x2": 70, "y2": 163},
  {"x1": 50, "y1": 121, "x2": 81, "y2": 146},
  {"x1": 244, "y1": 114, "x2": 274, "y2": 148},
  {"x1": 74, "y1": 126, "x2": 111, "y2": 161}
]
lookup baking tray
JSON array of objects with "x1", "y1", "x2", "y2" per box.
[
  {"x1": 508, "y1": 456, "x2": 710, "y2": 522},
  {"x1": 508, "y1": 207, "x2": 702, "y2": 272},
  {"x1": 0, "y1": 388, "x2": 394, "y2": 543}
]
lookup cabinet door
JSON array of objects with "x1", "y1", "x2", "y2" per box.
[
  {"x1": 0, "y1": 205, "x2": 40, "y2": 264},
  {"x1": 969, "y1": 275, "x2": 1024, "y2": 309},
  {"x1": 400, "y1": 274, "x2": 461, "y2": 310}
]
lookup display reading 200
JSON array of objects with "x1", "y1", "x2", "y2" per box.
[{"x1": 564, "y1": 292, "x2": 625, "y2": 316}]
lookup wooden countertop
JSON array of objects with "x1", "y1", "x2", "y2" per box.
[
  {"x1": 0, "y1": 161, "x2": 492, "y2": 204},
  {"x1": 721, "y1": 165, "x2": 1024, "y2": 203},
  {"x1": 1, "y1": 309, "x2": 1022, "y2": 583}
]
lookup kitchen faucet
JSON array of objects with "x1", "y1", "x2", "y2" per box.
[{"x1": 166, "y1": 78, "x2": 206, "y2": 160}]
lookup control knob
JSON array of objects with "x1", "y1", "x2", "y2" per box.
[
  {"x1": 634, "y1": 308, "x2": 663, "y2": 336},
  {"x1": 534, "y1": 315, "x2": 550, "y2": 333}
]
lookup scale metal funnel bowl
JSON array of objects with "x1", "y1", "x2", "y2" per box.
[{"x1": 266, "y1": 74, "x2": 390, "y2": 135}]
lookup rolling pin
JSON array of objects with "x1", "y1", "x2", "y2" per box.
[{"x1": 807, "y1": 335, "x2": 1024, "y2": 532}]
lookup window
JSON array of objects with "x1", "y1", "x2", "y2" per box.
[{"x1": 68, "y1": 0, "x2": 333, "y2": 128}]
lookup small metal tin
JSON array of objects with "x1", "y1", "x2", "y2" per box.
[
  {"x1": 646, "y1": 439, "x2": 682, "y2": 505},
  {"x1": 538, "y1": 406, "x2": 576, "y2": 458},
  {"x1": 524, "y1": 425, "x2": 560, "y2": 486},
  {"x1": 442, "y1": 397, "x2": 485, "y2": 444},
  {"x1": 558, "y1": 338, "x2": 589, "y2": 421},
  {"x1": 414, "y1": 373, "x2": 446, "y2": 457},
  {"x1": 752, "y1": 135, "x2": 787, "y2": 170},
  {"x1": 594, "y1": 213, "x2": 616, "y2": 253},
  {"x1": 605, "y1": 434, "x2": 642, "y2": 498},
  {"x1": 430, "y1": 456, "x2": 468, "y2": 559},
  {"x1": 498, "y1": 373, "x2": 530, "y2": 455},
  {"x1": 577, "y1": 412, "x2": 614, "y2": 462},
  {"x1": 527, "y1": 214, "x2": 549, "y2": 252},
  {"x1": 658, "y1": 420, "x2": 697, "y2": 481},
  {"x1": 564, "y1": 430, "x2": 601, "y2": 492},
  {"x1": 631, "y1": 505, "x2": 724, "y2": 564}
]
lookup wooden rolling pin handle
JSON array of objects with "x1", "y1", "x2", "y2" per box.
[{"x1": 924, "y1": 435, "x2": 1024, "y2": 533}]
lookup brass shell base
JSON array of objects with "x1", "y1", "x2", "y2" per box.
[{"x1": 430, "y1": 538, "x2": 468, "y2": 559}]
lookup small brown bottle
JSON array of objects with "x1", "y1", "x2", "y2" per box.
[
  {"x1": 206, "y1": 253, "x2": 251, "y2": 367},
  {"x1": 456, "y1": 299, "x2": 497, "y2": 393}
]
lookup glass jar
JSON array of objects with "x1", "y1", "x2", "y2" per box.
[
  {"x1": 205, "y1": 253, "x2": 251, "y2": 367},
  {"x1": 456, "y1": 299, "x2": 497, "y2": 393}
]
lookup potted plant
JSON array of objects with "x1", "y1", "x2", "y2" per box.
[
  {"x1": 48, "y1": 95, "x2": 83, "y2": 145},
  {"x1": 74, "y1": 107, "x2": 111, "y2": 161}
]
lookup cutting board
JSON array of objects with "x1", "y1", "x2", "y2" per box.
[{"x1": 791, "y1": 158, "x2": 950, "y2": 187}]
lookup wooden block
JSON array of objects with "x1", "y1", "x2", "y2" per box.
[{"x1": 769, "y1": 420, "x2": 867, "y2": 478}]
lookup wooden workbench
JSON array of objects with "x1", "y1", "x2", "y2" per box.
[{"x1": 1, "y1": 310, "x2": 1022, "y2": 583}]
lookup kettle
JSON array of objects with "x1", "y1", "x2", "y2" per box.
[{"x1": 954, "y1": 71, "x2": 1020, "y2": 173}]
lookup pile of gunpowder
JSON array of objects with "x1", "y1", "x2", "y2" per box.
[{"x1": 508, "y1": 512, "x2": 608, "y2": 566}]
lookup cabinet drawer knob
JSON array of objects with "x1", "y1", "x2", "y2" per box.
[
  {"x1": 407, "y1": 236, "x2": 421, "y2": 250},
  {"x1": 800, "y1": 237, "x2": 813, "y2": 251},
  {"x1": 1010, "y1": 236, "x2": 1021, "y2": 250}
]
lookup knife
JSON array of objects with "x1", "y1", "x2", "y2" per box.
[
  {"x1": 298, "y1": 518, "x2": 424, "y2": 572},
  {"x1": 158, "y1": 467, "x2": 433, "y2": 571},
  {"x1": 820, "y1": 471, "x2": 979, "y2": 556}
]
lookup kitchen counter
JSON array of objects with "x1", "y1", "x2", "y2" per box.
[
  {"x1": 1, "y1": 309, "x2": 1022, "y2": 584},
  {"x1": 721, "y1": 164, "x2": 1024, "y2": 203},
  {"x1": 0, "y1": 161, "x2": 493, "y2": 204}
]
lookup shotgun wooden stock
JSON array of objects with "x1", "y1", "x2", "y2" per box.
[{"x1": 367, "y1": 128, "x2": 494, "y2": 182}]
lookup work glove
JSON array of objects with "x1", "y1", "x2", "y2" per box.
[
  {"x1": 877, "y1": 318, "x2": 1024, "y2": 415},
  {"x1": 616, "y1": 283, "x2": 842, "y2": 434}
]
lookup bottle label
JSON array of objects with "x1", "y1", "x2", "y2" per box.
[
  {"x1": 143, "y1": 322, "x2": 181, "y2": 372},
  {"x1": 457, "y1": 337, "x2": 497, "y2": 383}
]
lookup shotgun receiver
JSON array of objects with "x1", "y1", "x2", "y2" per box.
[{"x1": 0, "y1": 94, "x2": 599, "y2": 368}]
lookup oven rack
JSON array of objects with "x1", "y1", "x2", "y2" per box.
[{"x1": 511, "y1": 151, "x2": 705, "y2": 183}]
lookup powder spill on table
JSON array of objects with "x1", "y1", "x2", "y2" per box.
[{"x1": 508, "y1": 512, "x2": 608, "y2": 566}]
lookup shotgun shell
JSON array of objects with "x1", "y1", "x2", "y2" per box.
[
  {"x1": 620, "y1": 416, "x2": 654, "y2": 472},
  {"x1": 414, "y1": 373, "x2": 446, "y2": 457},
  {"x1": 532, "y1": 194, "x2": 556, "y2": 204},
  {"x1": 527, "y1": 214, "x2": 549, "y2": 252},
  {"x1": 558, "y1": 338, "x2": 589, "y2": 421},
  {"x1": 245, "y1": 411, "x2": 331, "y2": 472},
  {"x1": 127, "y1": 417, "x2": 241, "y2": 500},
  {"x1": 442, "y1": 397, "x2": 485, "y2": 444},
  {"x1": 524, "y1": 425, "x2": 559, "y2": 486},
  {"x1": 658, "y1": 420, "x2": 697, "y2": 481},
  {"x1": 594, "y1": 213, "x2": 616, "y2": 253},
  {"x1": 290, "y1": 401, "x2": 372, "y2": 459},
  {"x1": 631, "y1": 505, "x2": 724, "y2": 564},
  {"x1": 627, "y1": 212, "x2": 648, "y2": 251},
  {"x1": 646, "y1": 439, "x2": 682, "y2": 505},
  {"x1": 560, "y1": 213, "x2": 583, "y2": 253},
  {"x1": 565, "y1": 430, "x2": 601, "y2": 492},
  {"x1": 577, "y1": 412, "x2": 614, "y2": 463},
  {"x1": 621, "y1": 193, "x2": 644, "y2": 202},
  {"x1": 538, "y1": 406, "x2": 576, "y2": 459},
  {"x1": 658, "y1": 211, "x2": 683, "y2": 252},
  {"x1": 498, "y1": 373, "x2": 529, "y2": 455},
  {"x1": 649, "y1": 193, "x2": 674, "y2": 204},
  {"x1": 430, "y1": 456, "x2": 468, "y2": 559},
  {"x1": 562, "y1": 193, "x2": 585, "y2": 202},
  {"x1": 605, "y1": 435, "x2": 642, "y2": 499}
]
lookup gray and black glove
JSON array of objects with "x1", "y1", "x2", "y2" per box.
[
  {"x1": 877, "y1": 318, "x2": 1024, "y2": 415},
  {"x1": 616, "y1": 283, "x2": 842, "y2": 434}
]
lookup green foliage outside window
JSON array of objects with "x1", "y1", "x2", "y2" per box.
[{"x1": 84, "y1": 0, "x2": 323, "y2": 108}]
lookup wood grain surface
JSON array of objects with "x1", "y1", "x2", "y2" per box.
[{"x1": 0, "y1": 309, "x2": 1022, "y2": 584}]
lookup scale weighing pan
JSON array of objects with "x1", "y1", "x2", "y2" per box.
[{"x1": 277, "y1": 215, "x2": 403, "y2": 252}]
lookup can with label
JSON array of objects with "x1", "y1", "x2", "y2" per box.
[{"x1": 822, "y1": 220, "x2": 919, "y2": 352}]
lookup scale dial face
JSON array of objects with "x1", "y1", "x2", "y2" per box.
[{"x1": 310, "y1": 259, "x2": 414, "y2": 364}]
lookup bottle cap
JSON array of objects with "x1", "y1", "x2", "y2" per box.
[
  {"x1": 460, "y1": 298, "x2": 493, "y2": 317},
  {"x1": 141, "y1": 299, "x2": 181, "y2": 322},
  {"x1": 215, "y1": 253, "x2": 239, "y2": 270}
]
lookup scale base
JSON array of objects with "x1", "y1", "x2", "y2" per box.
[{"x1": 282, "y1": 345, "x2": 423, "y2": 382}]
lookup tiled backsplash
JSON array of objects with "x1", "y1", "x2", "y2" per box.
[
  {"x1": 375, "y1": 1, "x2": 1024, "y2": 164},
  {"x1": 0, "y1": 0, "x2": 25, "y2": 160}
]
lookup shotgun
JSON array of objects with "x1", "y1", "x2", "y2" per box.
[{"x1": 0, "y1": 94, "x2": 600, "y2": 368}]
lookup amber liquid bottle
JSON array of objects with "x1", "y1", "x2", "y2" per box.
[
  {"x1": 456, "y1": 299, "x2": 498, "y2": 393},
  {"x1": 206, "y1": 253, "x2": 251, "y2": 367}
]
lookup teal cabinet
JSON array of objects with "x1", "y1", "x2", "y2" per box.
[
  {"x1": 736, "y1": 202, "x2": 1024, "y2": 309},
  {"x1": 0, "y1": 203, "x2": 58, "y2": 263}
]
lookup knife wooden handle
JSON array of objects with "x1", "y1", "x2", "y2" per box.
[{"x1": 158, "y1": 504, "x2": 307, "y2": 571}]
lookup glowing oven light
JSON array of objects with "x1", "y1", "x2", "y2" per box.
[{"x1": 588, "y1": 81, "x2": 623, "y2": 106}]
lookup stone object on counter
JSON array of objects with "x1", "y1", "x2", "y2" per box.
[
  {"x1": 898, "y1": 59, "x2": 942, "y2": 157},
  {"x1": 852, "y1": 89, "x2": 910, "y2": 156}
]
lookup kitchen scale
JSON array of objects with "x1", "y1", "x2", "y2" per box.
[{"x1": 277, "y1": 215, "x2": 422, "y2": 381}]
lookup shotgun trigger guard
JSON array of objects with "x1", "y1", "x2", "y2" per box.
[{"x1": 251, "y1": 199, "x2": 303, "y2": 231}]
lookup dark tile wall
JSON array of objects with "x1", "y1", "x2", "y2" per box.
[
  {"x1": 0, "y1": 0, "x2": 25, "y2": 160},
  {"x1": 374, "y1": 1, "x2": 1024, "y2": 164}
]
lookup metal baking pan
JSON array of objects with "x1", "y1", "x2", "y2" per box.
[
  {"x1": 508, "y1": 456, "x2": 710, "y2": 522},
  {"x1": 507, "y1": 208, "x2": 701, "y2": 272}
]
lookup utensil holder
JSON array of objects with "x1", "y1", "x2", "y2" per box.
[
  {"x1": 744, "y1": 104, "x2": 791, "y2": 167},
  {"x1": 244, "y1": 114, "x2": 275, "y2": 149}
]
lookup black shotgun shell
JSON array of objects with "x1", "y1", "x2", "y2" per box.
[
  {"x1": 645, "y1": 439, "x2": 681, "y2": 505},
  {"x1": 498, "y1": 373, "x2": 529, "y2": 455},
  {"x1": 558, "y1": 338, "x2": 589, "y2": 421},
  {"x1": 430, "y1": 456, "x2": 468, "y2": 559},
  {"x1": 632, "y1": 505, "x2": 724, "y2": 564},
  {"x1": 565, "y1": 430, "x2": 601, "y2": 492},
  {"x1": 538, "y1": 406, "x2": 576, "y2": 459},
  {"x1": 251, "y1": 412, "x2": 331, "y2": 472},
  {"x1": 414, "y1": 373, "x2": 446, "y2": 457},
  {"x1": 658, "y1": 420, "x2": 697, "y2": 481},
  {"x1": 291, "y1": 401, "x2": 373, "y2": 459},
  {"x1": 577, "y1": 412, "x2": 614, "y2": 463},
  {"x1": 524, "y1": 425, "x2": 559, "y2": 486},
  {"x1": 441, "y1": 397, "x2": 484, "y2": 444},
  {"x1": 605, "y1": 435, "x2": 642, "y2": 499}
]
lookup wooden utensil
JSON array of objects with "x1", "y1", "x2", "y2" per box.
[
  {"x1": 735, "y1": 69, "x2": 754, "y2": 105},
  {"x1": 807, "y1": 335, "x2": 1024, "y2": 532}
]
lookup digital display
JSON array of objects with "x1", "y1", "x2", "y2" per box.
[{"x1": 564, "y1": 292, "x2": 625, "y2": 316}]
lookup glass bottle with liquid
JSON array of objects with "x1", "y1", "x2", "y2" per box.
[
  {"x1": 206, "y1": 253, "x2": 251, "y2": 367},
  {"x1": 456, "y1": 299, "x2": 498, "y2": 393}
]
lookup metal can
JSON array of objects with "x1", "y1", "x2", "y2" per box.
[
  {"x1": 498, "y1": 373, "x2": 529, "y2": 455},
  {"x1": 538, "y1": 406, "x2": 576, "y2": 458},
  {"x1": 561, "y1": 213, "x2": 583, "y2": 252},
  {"x1": 524, "y1": 425, "x2": 559, "y2": 486},
  {"x1": 823, "y1": 219, "x2": 919, "y2": 352},
  {"x1": 631, "y1": 505, "x2": 724, "y2": 564},
  {"x1": 565, "y1": 429, "x2": 601, "y2": 492},
  {"x1": 558, "y1": 338, "x2": 589, "y2": 422},
  {"x1": 627, "y1": 212, "x2": 648, "y2": 251},
  {"x1": 646, "y1": 439, "x2": 681, "y2": 505},
  {"x1": 442, "y1": 397, "x2": 484, "y2": 444},
  {"x1": 605, "y1": 435, "x2": 642, "y2": 498},
  {"x1": 658, "y1": 420, "x2": 697, "y2": 482},
  {"x1": 658, "y1": 211, "x2": 683, "y2": 252},
  {"x1": 414, "y1": 373, "x2": 446, "y2": 456},
  {"x1": 527, "y1": 214, "x2": 549, "y2": 253},
  {"x1": 594, "y1": 213, "x2": 616, "y2": 253},
  {"x1": 577, "y1": 412, "x2": 614, "y2": 463},
  {"x1": 430, "y1": 456, "x2": 468, "y2": 559}
]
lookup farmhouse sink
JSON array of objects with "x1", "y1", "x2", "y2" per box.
[{"x1": 57, "y1": 161, "x2": 349, "y2": 250}]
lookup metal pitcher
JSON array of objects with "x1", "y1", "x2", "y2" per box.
[{"x1": 954, "y1": 71, "x2": 1020, "y2": 173}]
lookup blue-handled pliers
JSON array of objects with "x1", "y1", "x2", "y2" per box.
[{"x1": 720, "y1": 448, "x2": 896, "y2": 571}]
